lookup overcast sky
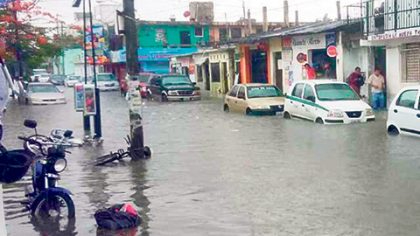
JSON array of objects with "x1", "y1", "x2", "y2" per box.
[{"x1": 36, "y1": 0, "x2": 370, "y2": 24}]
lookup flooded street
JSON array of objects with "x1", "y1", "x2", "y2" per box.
[{"x1": 3, "y1": 88, "x2": 420, "y2": 235}]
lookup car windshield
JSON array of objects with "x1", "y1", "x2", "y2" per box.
[
  {"x1": 97, "y1": 74, "x2": 116, "y2": 82},
  {"x1": 247, "y1": 86, "x2": 282, "y2": 98},
  {"x1": 139, "y1": 74, "x2": 151, "y2": 83},
  {"x1": 315, "y1": 84, "x2": 360, "y2": 101},
  {"x1": 29, "y1": 84, "x2": 59, "y2": 93},
  {"x1": 162, "y1": 76, "x2": 191, "y2": 86},
  {"x1": 68, "y1": 76, "x2": 80, "y2": 81}
]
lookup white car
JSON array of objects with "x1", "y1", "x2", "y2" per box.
[
  {"x1": 95, "y1": 73, "x2": 119, "y2": 91},
  {"x1": 25, "y1": 83, "x2": 66, "y2": 105},
  {"x1": 284, "y1": 80, "x2": 375, "y2": 124},
  {"x1": 387, "y1": 86, "x2": 420, "y2": 136},
  {"x1": 65, "y1": 76, "x2": 82, "y2": 87}
]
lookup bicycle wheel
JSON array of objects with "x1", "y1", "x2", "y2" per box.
[{"x1": 95, "y1": 153, "x2": 121, "y2": 166}]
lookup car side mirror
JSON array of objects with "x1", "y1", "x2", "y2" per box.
[
  {"x1": 24, "y1": 119, "x2": 37, "y2": 129},
  {"x1": 192, "y1": 82, "x2": 197, "y2": 86},
  {"x1": 58, "y1": 89, "x2": 64, "y2": 93}
]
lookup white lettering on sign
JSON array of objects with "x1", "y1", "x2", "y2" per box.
[
  {"x1": 292, "y1": 33, "x2": 326, "y2": 50},
  {"x1": 368, "y1": 27, "x2": 420, "y2": 41}
]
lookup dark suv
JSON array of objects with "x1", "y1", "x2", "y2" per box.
[{"x1": 148, "y1": 75, "x2": 201, "y2": 102}]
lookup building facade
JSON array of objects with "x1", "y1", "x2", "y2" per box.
[{"x1": 363, "y1": 0, "x2": 420, "y2": 102}]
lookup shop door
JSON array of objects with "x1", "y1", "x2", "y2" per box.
[
  {"x1": 204, "y1": 63, "x2": 210, "y2": 91},
  {"x1": 222, "y1": 62, "x2": 229, "y2": 93},
  {"x1": 251, "y1": 50, "x2": 268, "y2": 83},
  {"x1": 374, "y1": 47, "x2": 387, "y2": 104},
  {"x1": 274, "y1": 52, "x2": 283, "y2": 91}
]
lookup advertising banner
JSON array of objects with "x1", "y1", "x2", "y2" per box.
[
  {"x1": 84, "y1": 85, "x2": 96, "y2": 116},
  {"x1": 74, "y1": 83, "x2": 85, "y2": 112}
]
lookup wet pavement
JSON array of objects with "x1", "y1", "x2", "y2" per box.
[{"x1": 3, "y1": 88, "x2": 420, "y2": 235}]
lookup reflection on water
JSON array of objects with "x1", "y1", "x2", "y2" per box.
[{"x1": 3, "y1": 90, "x2": 420, "y2": 235}]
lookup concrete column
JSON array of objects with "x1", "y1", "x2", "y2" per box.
[{"x1": 0, "y1": 185, "x2": 6, "y2": 235}]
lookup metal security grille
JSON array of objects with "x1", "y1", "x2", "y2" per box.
[{"x1": 404, "y1": 43, "x2": 420, "y2": 82}]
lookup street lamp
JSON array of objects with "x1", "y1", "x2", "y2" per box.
[{"x1": 72, "y1": 0, "x2": 102, "y2": 139}]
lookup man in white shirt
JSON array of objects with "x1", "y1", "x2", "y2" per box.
[{"x1": 367, "y1": 68, "x2": 385, "y2": 110}]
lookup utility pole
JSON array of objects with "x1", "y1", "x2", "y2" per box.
[
  {"x1": 123, "y1": 0, "x2": 145, "y2": 160},
  {"x1": 262, "y1": 6, "x2": 268, "y2": 32},
  {"x1": 88, "y1": 0, "x2": 102, "y2": 139},
  {"x1": 284, "y1": 0, "x2": 289, "y2": 27},
  {"x1": 336, "y1": 0, "x2": 342, "y2": 20},
  {"x1": 242, "y1": 1, "x2": 247, "y2": 36},
  {"x1": 295, "y1": 10, "x2": 299, "y2": 26},
  {"x1": 82, "y1": 0, "x2": 91, "y2": 134},
  {"x1": 247, "y1": 9, "x2": 252, "y2": 35}
]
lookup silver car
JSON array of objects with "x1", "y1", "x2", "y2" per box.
[
  {"x1": 25, "y1": 83, "x2": 66, "y2": 105},
  {"x1": 95, "y1": 73, "x2": 119, "y2": 91}
]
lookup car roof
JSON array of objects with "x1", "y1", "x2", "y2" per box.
[
  {"x1": 236, "y1": 83, "x2": 278, "y2": 87},
  {"x1": 294, "y1": 79, "x2": 346, "y2": 86},
  {"x1": 28, "y1": 82, "x2": 54, "y2": 86},
  {"x1": 399, "y1": 85, "x2": 420, "y2": 90}
]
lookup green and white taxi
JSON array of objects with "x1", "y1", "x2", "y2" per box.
[{"x1": 284, "y1": 80, "x2": 375, "y2": 124}]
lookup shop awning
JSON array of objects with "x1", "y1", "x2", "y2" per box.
[{"x1": 194, "y1": 57, "x2": 208, "y2": 65}]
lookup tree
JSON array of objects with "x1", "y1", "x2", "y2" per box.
[{"x1": 0, "y1": 0, "x2": 82, "y2": 76}]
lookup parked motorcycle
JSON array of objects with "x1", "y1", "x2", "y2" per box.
[{"x1": 19, "y1": 119, "x2": 75, "y2": 220}]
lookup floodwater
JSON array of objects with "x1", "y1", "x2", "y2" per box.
[{"x1": 3, "y1": 88, "x2": 420, "y2": 235}]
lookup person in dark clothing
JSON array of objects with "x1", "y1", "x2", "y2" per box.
[{"x1": 347, "y1": 67, "x2": 363, "y2": 95}]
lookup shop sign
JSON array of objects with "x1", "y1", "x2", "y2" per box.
[
  {"x1": 326, "y1": 33, "x2": 336, "y2": 46},
  {"x1": 292, "y1": 34, "x2": 326, "y2": 50},
  {"x1": 368, "y1": 27, "x2": 420, "y2": 41},
  {"x1": 74, "y1": 83, "x2": 85, "y2": 112},
  {"x1": 296, "y1": 53, "x2": 307, "y2": 64},
  {"x1": 282, "y1": 37, "x2": 293, "y2": 49},
  {"x1": 327, "y1": 45, "x2": 337, "y2": 58},
  {"x1": 84, "y1": 85, "x2": 96, "y2": 116}
]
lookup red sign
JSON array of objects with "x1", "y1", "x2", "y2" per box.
[
  {"x1": 327, "y1": 45, "x2": 337, "y2": 57},
  {"x1": 296, "y1": 53, "x2": 307, "y2": 64}
]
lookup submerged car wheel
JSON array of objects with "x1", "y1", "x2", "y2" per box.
[
  {"x1": 387, "y1": 125, "x2": 400, "y2": 136},
  {"x1": 246, "y1": 108, "x2": 252, "y2": 115},
  {"x1": 161, "y1": 94, "x2": 168, "y2": 102},
  {"x1": 283, "y1": 111, "x2": 291, "y2": 119},
  {"x1": 315, "y1": 117, "x2": 324, "y2": 124},
  {"x1": 223, "y1": 104, "x2": 229, "y2": 112}
]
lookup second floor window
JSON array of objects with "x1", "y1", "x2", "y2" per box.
[
  {"x1": 180, "y1": 31, "x2": 191, "y2": 46},
  {"x1": 195, "y1": 27, "x2": 203, "y2": 37},
  {"x1": 231, "y1": 28, "x2": 242, "y2": 39}
]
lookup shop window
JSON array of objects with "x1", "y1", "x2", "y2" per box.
[
  {"x1": 219, "y1": 28, "x2": 228, "y2": 42},
  {"x1": 403, "y1": 43, "x2": 420, "y2": 83},
  {"x1": 211, "y1": 63, "x2": 220, "y2": 82},
  {"x1": 180, "y1": 31, "x2": 191, "y2": 46},
  {"x1": 231, "y1": 28, "x2": 242, "y2": 39},
  {"x1": 396, "y1": 90, "x2": 418, "y2": 109},
  {"x1": 195, "y1": 27, "x2": 203, "y2": 37},
  {"x1": 310, "y1": 49, "x2": 336, "y2": 79},
  {"x1": 292, "y1": 83, "x2": 304, "y2": 98}
]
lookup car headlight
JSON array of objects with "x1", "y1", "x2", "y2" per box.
[
  {"x1": 327, "y1": 110, "x2": 344, "y2": 118},
  {"x1": 168, "y1": 91, "x2": 178, "y2": 96},
  {"x1": 365, "y1": 108, "x2": 374, "y2": 116},
  {"x1": 193, "y1": 90, "x2": 201, "y2": 95},
  {"x1": 54, "y1": 158, "x2": 67, "y2": 173}
]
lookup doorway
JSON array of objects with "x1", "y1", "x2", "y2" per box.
[
  {"x1": 203, "y1": 62, "x2": 210, "y2": 91},
  {"x1": 251, "y1": 49, "x2": 268, "y2": 83},
  {"x1": 274, "y1": 52, "x2": 283, "y2": 91},
  {"x1": 221, "y1": 62, "x2": 229, "y2": 93},
  {"x1": 374, "y1": 46, "x2": 387, "y2": 105}
]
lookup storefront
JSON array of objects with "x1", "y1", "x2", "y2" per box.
[
  {"x1": 137, "y1": 48, "x2": 198, "y2": 74},
  {"x1": 208, "y1": 48, "x2": 235, "y2": 95},
  {"x1": 239, "y1": 42, "x2": 272, "y2": 84},
  {"x1": 283, "y1": 33, "x2": 337, "y2": 86},
  {"x1": 193, "y1": 53, "x2": 210, "y2": 91},
  {"x1": 170, "y1": 54, "x2": 196, "y2": 82}
]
